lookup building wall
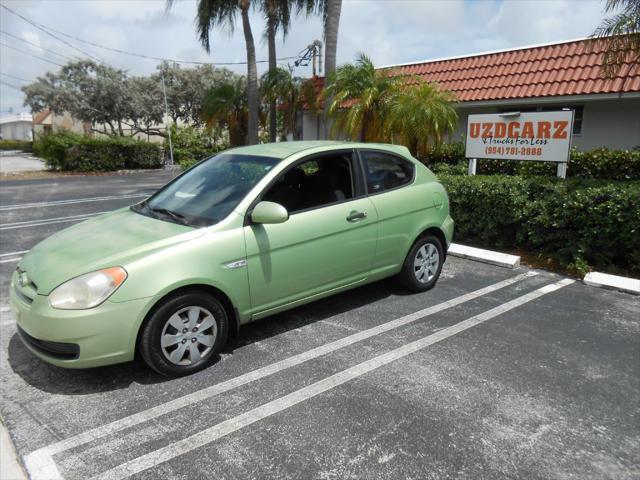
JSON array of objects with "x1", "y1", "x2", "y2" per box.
[
  {"x1": 302, "y1": 96, "x2": 640, "y2": 152},
  {"x1": 0, "y1": 120, "x2": 32, "y2": 141},
  {"x1": 454, "y1": 97, "x2": 640, "y2": 151},
  {"x1": 0, "y1": 113, "x2": 33, "y2": 141}
]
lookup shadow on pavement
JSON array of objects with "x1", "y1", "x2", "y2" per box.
[{"x1": 7, "y1": 277, "x2": 407, "y2": 395}]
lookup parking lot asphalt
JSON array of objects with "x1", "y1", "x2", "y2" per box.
[{"x1": 0, "y1": 171, "x2": 638, "y2": 480}]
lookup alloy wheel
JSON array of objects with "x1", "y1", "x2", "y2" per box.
[
  {"x1": 160, "y1": 306, "x2": 217, "y2": 366},
  {"x1": 413, "y1": 243, "x2": 440, "y2": 284}
]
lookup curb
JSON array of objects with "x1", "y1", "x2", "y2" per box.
[
  {"x1": 583, "y1": 272, "x2": 640, "y2": 295},
  {"x1": 0, "y1": 419, "x2": 27, "y2": 480},
  {"x1": 448, "y1": 243, "x2": 520, "y2": 269}
]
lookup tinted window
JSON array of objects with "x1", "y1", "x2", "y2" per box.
[
  {"x1": 135, "y1": 153, "x2": 279, "y2": 226},
  {"x1": 262, "y1": 152, "x2": 354, "y2": 213},
  {"x1": 361, "y1": 151, "x2": 414, "y2": 193}
]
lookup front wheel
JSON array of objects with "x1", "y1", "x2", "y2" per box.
[
  {"x1": 398, "y1": 234, "x2": 444, "y2": 292},
  {"x1": 139, "y1": 291, "x2": 228, "y2": 377}
]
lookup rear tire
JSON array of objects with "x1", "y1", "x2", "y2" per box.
[
  {"x1": 139, "y1": 291, "x2": 228, "y2": 377},
  {"x1": 398, "y1": 234, "x2": 444, "y2": 292}
]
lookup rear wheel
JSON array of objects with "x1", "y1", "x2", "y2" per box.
[
  {"x1": 398, "y1": 234, "x2": 444, "y2": 292},
  {"x1": 139, "y1": 291, "x2": 228, "y2": 377}
]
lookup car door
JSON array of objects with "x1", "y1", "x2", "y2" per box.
[
  {"x1": 243, "y1": 150, "x2": 378, "y2": 316},
  {"x1": 358, "y1": 149, "x2": 424, "y2": 274}
]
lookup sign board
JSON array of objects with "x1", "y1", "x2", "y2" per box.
[{"x1": 465, "y1": 110, "x2": 574, "y2": 163}]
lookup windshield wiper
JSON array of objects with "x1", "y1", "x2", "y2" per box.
[{"x1": 149, "y1": 207, "x2": 189, "y2": 225}]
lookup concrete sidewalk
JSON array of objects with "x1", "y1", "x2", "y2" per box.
[
  {"x1": 1, "y1": 420, "x2": 26, "y2": 480},
  {"x1": 0, "y1": 152, "x2": 45, "y2": 173}
]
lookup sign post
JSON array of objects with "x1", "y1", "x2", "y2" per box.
[{"x1": 465, "y1": 110, "x2": 574, "y2": 178}]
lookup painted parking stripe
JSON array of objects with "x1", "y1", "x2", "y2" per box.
[
  {"x1": 0, "y1": 212, "x2": 107, "y2": 231},
  {"x1": 90, "y1": 278, "x2": 575, "y2": 480},
  {"x1": 0, "y1": 250, "x2": 28, "y2": 258},
  {"x1": 0, "y1": 250, "x2": 27, "y2": 264},
  {"x1": 23, "y1": 272, "x2": 535, "y2": 480},
  {"x1": 0, "y1": 257, "x2": 21, "y2": 264},
  {"x1": 0, "y1": 193, "x2": 152, "y2": 211}
]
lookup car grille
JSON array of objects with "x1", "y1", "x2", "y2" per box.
[{"x1": 17, "y1": 326, "x2": 80, "y2": 360}]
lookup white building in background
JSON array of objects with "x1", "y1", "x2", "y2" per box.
[{"x1": 0, "y1": 113, "x2": 33, "y2": 141}]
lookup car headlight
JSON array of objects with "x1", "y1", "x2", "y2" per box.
[{"x1": 49, "y1": 267, "x2": 128, "y2": 310}]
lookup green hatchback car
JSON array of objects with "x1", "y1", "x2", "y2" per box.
[{"x1": 11, "y1": 141, "x2": 453, "y2": 376}]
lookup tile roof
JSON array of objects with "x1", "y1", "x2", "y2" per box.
[
  {"x1": 32, "y1": 109, "x2": 52, "y2": 125},
  {"x1": 308, "y1": 37, "x2": 639, "y2": 106}
]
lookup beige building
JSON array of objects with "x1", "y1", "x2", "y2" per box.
[
  {"x1": 32, "y1": 110, "x2": 90, "y2": 137},
  {"x1": 302, "y1": 38, "x2": 640, "y2": 151}
]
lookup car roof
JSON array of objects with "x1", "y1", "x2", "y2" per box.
[{"x1": 224, "y1": 141, "x2": 411, "y2": 160}]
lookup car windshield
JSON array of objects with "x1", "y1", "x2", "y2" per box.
[{"x1": 133, "y1": 153, "x2": 280, "y2": 227}]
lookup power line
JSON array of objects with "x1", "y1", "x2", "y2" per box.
[
  {"x1": 0, "y1": 3, "x2": 302, "y2": 67},
  {"x1": 0, "y1": 29, "x2": 80, "y2": 63},
  {"x1": 43, "y1": 24, "x2": 301, "y2": 65},
  {"x1": 0, "y1": 79, "x2": 24, "y2": 91},
  {"x1": 0, "y1": 41, "x2": 65, "y2": 67},
  {"x1": 0, "y1": 72, "x2": 30, "y2": 83},
  {"x1": 0, "y1": 3, "x2": 104, "y2": 63}
]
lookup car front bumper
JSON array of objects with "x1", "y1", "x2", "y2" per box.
[{"x1": 9, "y1": 270, "x2": 150, "y2": 368}]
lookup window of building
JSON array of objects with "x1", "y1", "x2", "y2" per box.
[
  {"x1": 499, "y1": 105, "x2": 584, "y2": 135},
  {"x1": 540, "y1": 105, "x2": 583, "y2": 135},
  {"x1": 360, "y1": 150, "x2": 414, "y2": 194},
  {"x1": 262, "y1": 152, "x2": 354, "y2": 214}
]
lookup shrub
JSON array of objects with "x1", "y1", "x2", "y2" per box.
[
  {"x1": 421, "y1": 142, "x2": 640, "y2": 180},
  {"x1": 33, "y1": 131, "x2": 83, "y2": 169},
  {"x1": 65, "y1": 143, "x2": 126, "y2": 171},
  {"x1": 164, "y1": 125, "x2": 226, "y2": 170},
  {"x1": 0, "y1": 140, "x2": 33, "y2": 152},
  {"x1": 438, "y1": 174, "x2": 640, "y2": 275},
  {"x1": 33, "y1": 132, "x2": 162, "y2": 171}
]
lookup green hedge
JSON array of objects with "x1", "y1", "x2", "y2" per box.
[
  {"x1": 422, "y1": 142, "x2": 640, "y2": 180},
  {"x1": 439, "y1": 174, "x2": 640, "y2": 275},
  {"x1": 0, "y1": 140, "x2": 33, "y2": 152},
  {"x1": 34, "y1": 132, "x2": 162, "y2": 171},
  {"x1": 164, "y1": 125, "x2": 226, "y2": 170}
]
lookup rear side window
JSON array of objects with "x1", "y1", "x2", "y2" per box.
[{"x1": 360, "y1": 150, "x2": 414, "y2": 193}]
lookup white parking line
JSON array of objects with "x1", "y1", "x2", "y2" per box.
[
  {"x1": 0, "y1": 251, "x2": 28, "y2": 258},
  {"x1": 0, "y1": 193, "x2": 152, "y2": 211},
  {"x1": 90, "y1": 278, "x2": 575, "y2": 480},
  {"x1": 0, "y1": 212, "x2": 107, "y2": 231},
  {"x1": 0, "y1": 257, "x2": 21, "y2": 264},
  {"x1": 0, "y1": 250, "x2": 27, "y2": 265},
  {"x1": 23, "y1": 272, "x2": 536, "y2": 480}
]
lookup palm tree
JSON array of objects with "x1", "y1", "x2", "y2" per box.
[
  {"x1": 263, "y1": 0, "x2": 318, "y2": 142},
  {"x1": 201, "y1": 77, "x2": 249, "y2": 147},
  {"x1": 592, "y1": 0, "x2": 640, "y2": 77},
  {"x1": 264, "y1": 0, "x2": 289, "y2": 142},
  {"x1": 389, "y1": 79, "x2": 458, "y2": 157},
  {"x1": 260, "y1": 67, "x2": 318, "y2": 139},
  {"x1": 325, "y1": 53, "x2": 400, "y2": 142},
  {"x1": 167, "y1": 0, "x2": 259, "y2": 144},
  {"x1": 322, "y1": 0, "x2": 342, "y2": 139}
]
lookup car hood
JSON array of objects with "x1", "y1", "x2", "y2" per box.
[{"x1": 19, "y1": 208, "x2": 200, "y2": 295}]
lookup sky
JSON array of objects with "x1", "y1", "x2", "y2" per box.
[{"x1": 0, "y1": 0, "x2": 610, "y2": 115}]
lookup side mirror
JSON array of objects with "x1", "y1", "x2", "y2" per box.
[{"x1": 251, "y1": 201, "x2": 289, "y2": 224}]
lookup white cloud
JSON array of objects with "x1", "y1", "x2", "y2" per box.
[{"x1": 1, "y1": 0, "x2": 608, "y2": 114}]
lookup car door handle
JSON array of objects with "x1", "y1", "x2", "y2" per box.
[{"x1": 346, "y1": 211, "x2": 367, "y2": 222}]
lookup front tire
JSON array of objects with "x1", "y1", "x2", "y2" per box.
[
  {"x1": 398, "y1": 234, "x2": 444, "y2": 292},
  {"x1": 139, "y1": 291, "x2": 228, "y2": 377}
]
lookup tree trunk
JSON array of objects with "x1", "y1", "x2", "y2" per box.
[
  {"x1": 241, "y1": 0, "x2": 259, "y2": 145},
  {"x1": 323, "y1": 0, "x2": 342, "y2": 139},
  {"x1": 267, "y1": 3, "x2": 277, "y2": 143}
]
